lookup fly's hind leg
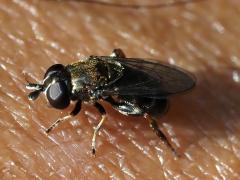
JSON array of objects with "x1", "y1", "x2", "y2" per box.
[
  {"x1": 143, "y1": 98, "x2": 177, "y2": 155},
  {"x1": 105, "y1": 97, "x2": 177, "y2": 155},
  {"x1": 110, "y1": 49, "x2": 126, "y2": 58},
  {"x1": 144, "y1": 114, "x2": 177, "y2": 155},
  {"x1": 92, "y1": 102, "x2": 107, "y2": 155}
]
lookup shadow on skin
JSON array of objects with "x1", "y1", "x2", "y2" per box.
[
  {"x1": 65, "y1": 0, "x2": 206, "y2": 9},
  {"x1": 163, "y1": 68, "x2": 240, "y2": 153}
]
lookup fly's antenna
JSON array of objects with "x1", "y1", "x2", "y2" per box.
[{"x1": 26, "y1": 83, "x2": 44, "y2": 101}]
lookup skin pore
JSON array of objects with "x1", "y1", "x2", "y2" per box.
[{"x1": 0, "y1": 0, "x2": 240, "y2": 179}]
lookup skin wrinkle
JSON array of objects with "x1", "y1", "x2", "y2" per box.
[
  {"x1": 67, "y1": 0, "x2": 206, "y2": 9},
  {"x1": 0, "y1": 0, "x2": 239, "y2": 179}
]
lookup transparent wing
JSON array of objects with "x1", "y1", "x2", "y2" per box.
[{"x1": 94, "y1": 56, "x2": 196, "y2": 98}]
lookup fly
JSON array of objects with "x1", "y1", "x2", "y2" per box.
[{"x1": 26, "y1": 49, "x2": 195, "y2": 155}]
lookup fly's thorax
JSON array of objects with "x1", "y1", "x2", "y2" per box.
[
  {"x1": 66, "y1": 58, "x2": 124, "y2": 101},
  {"x1": 66, "y1": 60, "x2": 100, "y2": 100}
]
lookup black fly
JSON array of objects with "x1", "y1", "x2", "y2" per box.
[{"x1": 26, "y1": 49, "x2": 195, "y2": 155}]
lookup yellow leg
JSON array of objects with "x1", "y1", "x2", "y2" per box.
[
  {"x1": 91, "y1": 115, "x2": 107, "y2": 155},
  {"x1": 45, "y1": 115, "x2": 72, "y2": 133}
]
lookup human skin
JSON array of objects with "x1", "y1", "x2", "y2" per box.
[{"x1": 0, "y1": 0, "x2": 240, "y2": 179}]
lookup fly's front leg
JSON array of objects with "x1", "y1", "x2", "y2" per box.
[
  {"x1": 91, "y1": 102, "x2": 107, "y2": 155},
  {"x1": 46, "y1": 101, "x2": 82, "y2": 133},
  {"x1": 110, "y1": 49, "x2": 126, "y2": 58},
  {"x1": 144, "y1": 113, "x2": 177, "y2": 155}
]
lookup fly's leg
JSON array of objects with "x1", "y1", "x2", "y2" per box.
[
  {"x1": 91, "y1": 102, "x2": 107, "y2": 155},
  {"x1": 110, "y1": 49, "x2": 126, "y2": 58},
  {"x1": 91, "y1": 115, "x2": 106, "y2": 155},
  {"x1": 45, "y1": 115, "x2": 72, "y2": 133},
  {"x1": 142, "y1": 99, "x2": 177, "y2": 154},
  {"x1": 45, "y1": 101, "x2": 81, "y2": 133},
  {"x1": 105, "y1": 97, "x2": 177, "y2": 154},
  {"x1": 144, "y1": 113, "x2": 177, "y2": 155}
]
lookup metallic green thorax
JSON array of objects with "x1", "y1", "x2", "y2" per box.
[{"x1": 66, "y1": 57, "x2": 123, "y2": 101}]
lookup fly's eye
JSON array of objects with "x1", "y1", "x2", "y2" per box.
[
  {"x1": 46, "y1": 81, "x2": 70, "y2": 109},
  {"x1": 44, "y1": 64, "x2": 65, "y2": 79}
]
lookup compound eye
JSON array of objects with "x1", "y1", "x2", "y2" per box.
[
  {"x1": 44, "y1": 64, "x2": 65, "y2": 79},
  {"x1": 46, "y1": 81, "x2": 70, "y2": 109}
]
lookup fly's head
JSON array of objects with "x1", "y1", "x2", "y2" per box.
[{"x1": 26, "y1": 64, "x2": 73, "y2": 109}]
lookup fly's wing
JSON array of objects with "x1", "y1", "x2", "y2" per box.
[{"x1": 95, "y1": 56, "x2": 196, "y2": 99}]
